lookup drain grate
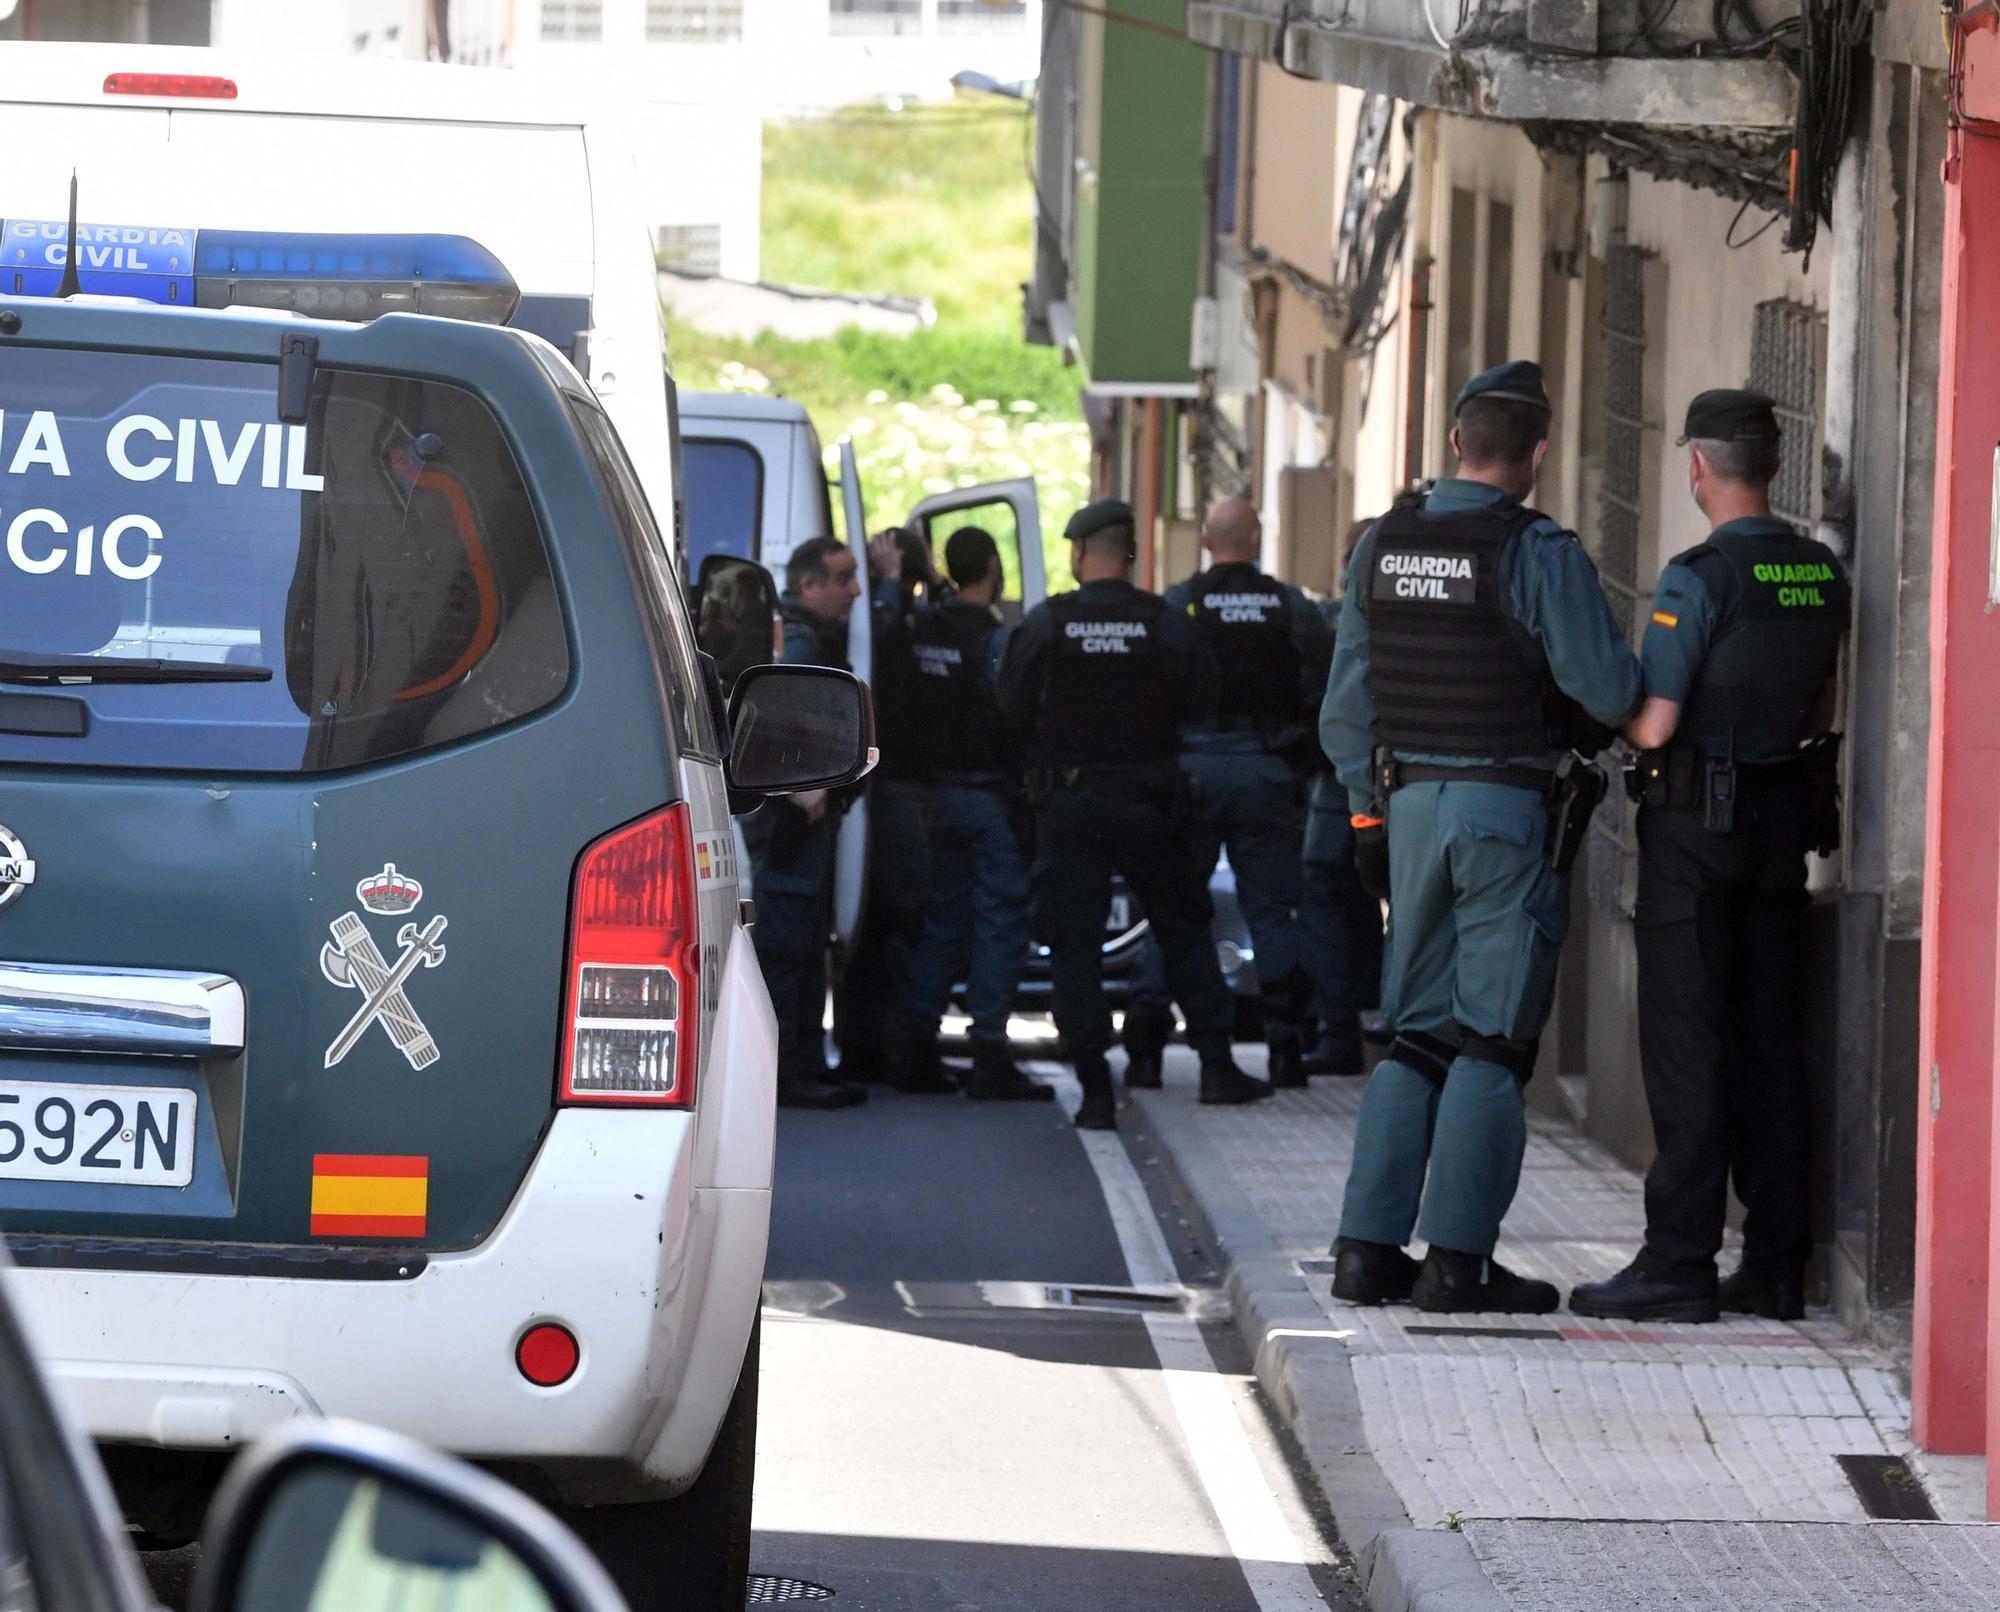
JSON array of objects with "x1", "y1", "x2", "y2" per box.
[
  {"x1": 1837, "y1": 1453, "x2": 1939, "y2": 1520},
  {"x1": 747, "y1": 1575, "x2": 835, "y2": 1603}
]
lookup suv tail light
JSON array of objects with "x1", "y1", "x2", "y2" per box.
[{"x1": 560, "y1": 806, "x2": 700, "y2": 1107}]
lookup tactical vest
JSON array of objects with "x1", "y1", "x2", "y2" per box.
[
  {"x1": 1365, "y1": 497, "x2": 1569, "y2": 759},
  {"x1": 1185, "y1": 562, "x2": 1301, "y2": 734},
  {"x1": 910, "y1": 599, "x2": 1007, "y2": 776},
  {"x1": 1035, "y1": 584, "x2": 1178, "y2": 769},
  {"x1": 1673, "y1": 523, "x2": 1850, "y2": 763}
]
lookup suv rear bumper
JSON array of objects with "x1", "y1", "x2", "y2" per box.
[{"x1": 4, "y1": 1107, "x2": 768, "y2": 1502}]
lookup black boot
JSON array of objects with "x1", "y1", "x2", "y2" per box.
[
  {"x1": 1198, "y1": 1056, "x2": 1274, "y2": 1106},
  {"x1": 1301, "y1": 1036, "x2": 1367, "y2": 1078},
  {"x1": 1331, "y1": 1237, "x2": 1423, "y2": 1306},
  {"x1": 777, "y1": 1076, "x2": 868, "y2": 1110},
  {"x1": 1073, "y1": 1053, "x2": 1117, "y2": 1131},
  {"x1": 893, "y1": 1040, "x2": 958, "y2": 1095},
  {"x1": 1718, "y1": 1264, "x2": 1806, "y2": 1321},
  {"x1": 1266, "y1": 1040, "x2": 1307, "y2": 1089},
  {"x1": 963, "y1": 1041, "x2": 1054, "y2": 1102},
  {"x1": 1411, "y1": 1246, "x2": 1560, "y2": 1315},
  {"x1": 1122, "y1": 999, "x2": 1173, "y2": 1089},
  {"x1": 1569, "y1": 1258, "x2": 1719, "y2": 1324}
]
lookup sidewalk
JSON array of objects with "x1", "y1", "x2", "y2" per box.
[{"x1": 1127, "y1": 1051, "x2": 1997, "y2": 1611}]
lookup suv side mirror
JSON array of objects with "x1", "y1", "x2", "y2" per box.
[
  {"x1": 726, "y1": 663, "x2": 877, "y2": 795},
  {"x1": 192, "y1": 1420, "x2": 628, "y2": 1612}
]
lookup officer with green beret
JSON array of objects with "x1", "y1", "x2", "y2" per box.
[
  {"x1": 998, "y1": 498, "x2": 1274, "y2": 1130},
  {"x1": 1571, "y1": 389, "x2": 1850, "y2": 1325},
  {"x1": 1323, "y1": 360, "x2": 1642, "y2": 1314}
]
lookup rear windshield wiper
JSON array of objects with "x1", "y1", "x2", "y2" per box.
[{"x1": 0, "y1": 655, "x2": 273, "y2": 685}]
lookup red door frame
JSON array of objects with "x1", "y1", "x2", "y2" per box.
[{"x1": 1918, "y1": 26, "x2": 2000, "y2": 1480}]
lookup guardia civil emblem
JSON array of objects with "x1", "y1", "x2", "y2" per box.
[{"x1": 320, "y1": 863, "x2": 448, "y2": 1070}]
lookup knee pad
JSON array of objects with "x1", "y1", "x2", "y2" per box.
[
  {"x1": 1387, "y1": 1028, "x2": 1457, "y2": 1089},
  {"x1": 1455, "y1": 1028, "x2": 1538, "y2": 1085}
]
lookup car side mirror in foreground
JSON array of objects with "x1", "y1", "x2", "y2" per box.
[
  {"x1": 192, "y1": 1420, "x2": 629, "y2": 1612},
  {"x1": 727, "y1": 662, "x2": 878, "y2": 795}
]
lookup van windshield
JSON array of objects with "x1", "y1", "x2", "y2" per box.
[{"x1": 0, "y1": 345, "x2": 567, "y2": 772}]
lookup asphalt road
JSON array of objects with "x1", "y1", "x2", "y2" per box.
[{"x1": 752, "y1": 1063, "x2": 1360, "y2": 1612}]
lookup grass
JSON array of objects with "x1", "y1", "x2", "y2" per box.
[{"x1": 667, "y1": 98, "x2": 1089, "y2": 577}]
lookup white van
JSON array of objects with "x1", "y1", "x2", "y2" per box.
[
  {"x1": 679, "y1": 391, "x2": 1048, "y2": 942},
  {"x1": 0, "y1": 43, "x2": 674, "y2": 523}
]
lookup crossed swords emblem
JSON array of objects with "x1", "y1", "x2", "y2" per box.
[{"x1": 320, "y1": 910, "x2": 449, "y2": 1070}]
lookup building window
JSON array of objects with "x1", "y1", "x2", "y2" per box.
[
  {"x1": 939, "y1": 0, "x2": 1027, "y2": 34},
  {"x1": 829, "y1": 0, "x2": 922, "y2": 35},
  {"x1": 541, "y1": 0, "x2": 602, "y2": 40},
  {"x1": 647, "y1": 0, "x2": 744, "y2": 40},
  {"x1": 1748, "y1": 298, "x2": 1827, "y2": 530},
  {"x1": 657, "y1": 223, "x2": 725, "y2": 276}
]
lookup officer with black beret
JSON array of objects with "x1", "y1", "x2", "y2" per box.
[
  {"x1": 998, "y1": 499, "x2": 1273, "y2": 1130},
  {"x1": 1571, "y1": 389, "x2": 1850, "y2": 1325},
  {"x1": 1323, "y1": 360, "x2": 1642, "y2": 1314}
]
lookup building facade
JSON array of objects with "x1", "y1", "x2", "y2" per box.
[{"x1": 1038, "y1": 0, "x2": 1974, "y2": 1492}]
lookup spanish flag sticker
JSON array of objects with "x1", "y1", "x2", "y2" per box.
[
  {"x1": 1651, "y1": 610, "x2": 1680, "y2": 629},
  {"x1": 310, "y1": 1154, "x2": 428, "y2": 1239}
]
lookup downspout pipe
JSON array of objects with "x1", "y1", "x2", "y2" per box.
[{"x1": 1401, "y1": 110, "x2": 1438, "y2": 488}]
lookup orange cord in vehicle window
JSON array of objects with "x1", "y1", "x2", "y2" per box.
[{"x1": 388, "y1": 445, "x2": 501, "y2": 702}]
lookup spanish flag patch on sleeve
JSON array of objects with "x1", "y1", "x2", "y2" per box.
[
  {"x1": 310, "y1": 1154, "x2": 429, "y2": 1239},
  {"x1": 1651, "y1": 610, "x2": 1680, "y2": 629}
]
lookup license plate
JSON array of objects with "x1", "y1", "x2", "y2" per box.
[
  {"x1": 1105, "y1": 894, "x2": 1132, "y2": 933},
  {"x1": 0, "y1": 1080, "x2": 195, "y2": 1187}
]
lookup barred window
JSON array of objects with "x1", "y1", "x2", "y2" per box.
[
  {"x1": 646, "y1": 0, "x2": 743, "y2": 40},
  {"x1": 938, "y1": 0, "x2": 1028, "y2": 34},
  {"x1": 657, "y1": 223, "x2": 724, "y2": 276},
  {"x1": 1748, "y1": 298, "x2": 1827, "y2": 530},
  {"x1": 1586, "y1": 240, "x2": 1657, "y2": 921},
  {"x1": 829, "y1": 0, "x2": 922, "y2": 34},
  {"x1": 541, "y1": 0, "x2": 602, "y2": 39}
]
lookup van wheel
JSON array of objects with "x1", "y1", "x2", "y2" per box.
[{"x1": 560, "y1": 1317, "x2": 759, "y2": 1612}]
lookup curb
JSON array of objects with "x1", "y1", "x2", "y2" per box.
[{"x1": 1126, "y1": 1079, "x2": 1511, "y2": 1612}]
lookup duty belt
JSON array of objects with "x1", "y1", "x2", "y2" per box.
[{"x1": 1377, "y1": 757, "x2": 1554, "y2": 796}]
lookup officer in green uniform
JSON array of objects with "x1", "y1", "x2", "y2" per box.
[
  {"x1": 998, "y1": 500, "x2": 1273, "y2": 1131},
  {"x1": 1324, "y1": 361, "x2": 1641, "y2": 1314},
  {"x1": 1571, "y1": 390, "x2": 1850, "y2": 1325}
]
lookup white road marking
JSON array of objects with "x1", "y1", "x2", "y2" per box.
[{"x1": 1043, "y1": 1070, "x2": 1329, "y2": 1610}]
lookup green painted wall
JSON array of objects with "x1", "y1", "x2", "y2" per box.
[{"x1": 1072, "y1": 0, "x2": 1207, "y2": 387}]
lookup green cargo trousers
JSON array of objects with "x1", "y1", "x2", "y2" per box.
[{"x1": 1336, "y1": 779, "x2": 1569, "y2": 1257}]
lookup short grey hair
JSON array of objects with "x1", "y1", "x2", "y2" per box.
[{"x1": 1692, "y1": 434, "x2": 1781, "y2": 487}]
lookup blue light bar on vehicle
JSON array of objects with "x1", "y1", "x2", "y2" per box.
[
  {"x1": 194, "y1": 231, "x2": 520, "y2": 323},
  {"x1": 0, "y1": 221, "x2": 520, "y2": 325}
]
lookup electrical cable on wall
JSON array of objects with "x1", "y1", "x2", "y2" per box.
[{"x1": 1785, "y1": 0, "x2": 1873, "y2": 260}]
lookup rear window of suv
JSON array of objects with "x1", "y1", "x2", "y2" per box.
[{"x1": 0, "y1": 346, "x2": 568, "y2": 773}]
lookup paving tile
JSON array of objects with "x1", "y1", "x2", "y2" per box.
[{"x1": 1149, "y1": 1050, "x2": 1932, "y2": 1528}]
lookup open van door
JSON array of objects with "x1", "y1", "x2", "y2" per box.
[
  {"x1": 832, "y1": 438, "x2": 871, "y2": 948},
  {"x1": 906, "y1": 480, "x2": 1046, "y2": 617}
]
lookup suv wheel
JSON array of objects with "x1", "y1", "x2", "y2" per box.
[{"x1": 561, "y1": 1315, "x2": 760, "y2": 1611}]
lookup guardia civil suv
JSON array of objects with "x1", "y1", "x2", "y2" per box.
[{"x1": 0, "y1": 249, "x2": 869, "y2": 1612}]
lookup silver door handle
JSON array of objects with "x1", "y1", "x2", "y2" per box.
[{"x1": 0, "y1": 963, "x2": 245, "y2": 1057}]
